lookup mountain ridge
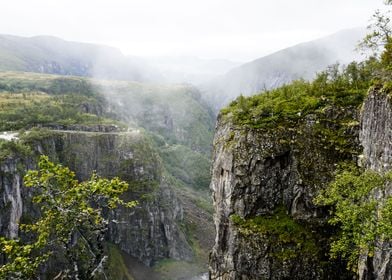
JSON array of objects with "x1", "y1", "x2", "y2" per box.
[{"x1": 202, "y1": 27, "x2": 367, "y2": 110}]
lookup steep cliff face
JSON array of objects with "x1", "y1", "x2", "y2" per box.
[
  {"x1": 0, "y1": 157, "x2": 25, "y2": 239},
  {"x1": 360, "y1": 88, "x2": 392, "y2": 172},
  {"x1": 209, "y1": 104, "x2": 360, "y2": 279},
  {"x1": 358, "y1": 88, "x2": 392, "y2": 280},
  {"x1": 0, "y1": 128, "x2": 192, "y2": 268}
]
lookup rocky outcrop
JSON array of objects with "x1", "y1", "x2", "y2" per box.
[
  {"x1": 0, "y1": 129, "x2": 192, "y2": 268},
  {"x1": 358, "y1": 88, "x2": 392, "y2": 280},
  {"x1": 209, "y1": 106, "x2": 360, "y2": 279}
]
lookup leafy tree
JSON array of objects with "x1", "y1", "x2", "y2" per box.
[
  {"x1": 315, "y1": 165, "x2": 392, "y2": 272},
  {"x1": 358, "y1": 1, "x2": 392, "y2": 56},
  {"x1": 0, "y1": 156, "x2": 136, "y2": 279}
]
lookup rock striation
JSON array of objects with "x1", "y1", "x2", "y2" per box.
[{"x1": 358, "y1": 88, "x2": 392, "y2": 280}]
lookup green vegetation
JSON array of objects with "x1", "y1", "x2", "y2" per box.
[
  {"x1": 0, "y1": 139, "x2": 32, "y2": 160},
  {"x1": 0, "y1": 156, "x2": 136, "y2": 279},
  {"x1": 231, "y1": 206, "x2": 318, "y2": 260},
  {"x1": 311, "y1": 4, "x2": 392, "y2": 273},
  {"x1": 316, "y1": 166, "x2": 392, "y2": 272},
  {"x1": 0, "y1": 72, "x2": 119, "y2": 131},
  {"x1": 0, "y1": 72, "x2": 95, "y2": 95},
  {"x1": 221, "y1": 60, "x2": 376, "y2": 129}
]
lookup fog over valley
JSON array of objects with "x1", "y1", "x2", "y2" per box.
[{"x1": 1, "y1": 1, "x2": 392, "y2": 280}]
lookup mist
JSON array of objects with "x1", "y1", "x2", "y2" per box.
[
  {"x1": 0, "y1": 0, "x2": 386, "y2": 61},
  {"x1": 0, "y1": 1, "x2": 389, "y2": 279},
  {"x1": 200, "y1": 27, "x2": 368, "y2": 110}
]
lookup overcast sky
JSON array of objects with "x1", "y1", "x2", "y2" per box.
[{"x1": 0, "y1": 0, "x2": 388, "y2": 61}]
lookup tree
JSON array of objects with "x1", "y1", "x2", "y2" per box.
[
  {"x1": 315, "y1": 166, "x2": 392, "y2": 272},
  {"x1": 0, "y1": 156, "x2": 136, "y2": 279},
  {"x1": 358, "y1": 1, "x2": 392, "y2": 56}
]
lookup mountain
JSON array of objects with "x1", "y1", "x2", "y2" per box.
[
  {"x1": 0, "y1": 29, "x2": 366, "y2": 102},
  {"x1": 0, "y1": 34, "x2": 241, "y2": 85},
  {"x1": 0, "y1": 34, "x2": 162, "y2": 81},
  {"x1": 203, "y1": 28, "x2": 366, "y2": 110}
]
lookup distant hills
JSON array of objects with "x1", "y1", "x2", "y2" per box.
[
  {"x1": 202, "y1": 28, "x2": 367, "y2": 109},
  {"x1": 0, "y1": 34, "x2": 239, "y2": 84},
  {"x1": 0, "y1": 28, "x2": 368, "y2": 110},
  {"x1": 0, "y1": 34, "x2": 162, "y2": 82}
]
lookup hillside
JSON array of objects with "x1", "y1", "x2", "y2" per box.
[
  {"x1": 203, "y1": 28, "x2": 366, "y2": 110},
  {"x1": 0, "y1": 35, "x2": 162, "y2": 81},
  {"x1": 0, "y1": 34, "x2": 240, "y2": 85}
]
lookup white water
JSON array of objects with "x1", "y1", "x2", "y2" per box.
[
  {"x1": 0, "y1": 131, "x2": 19, "y2": 141},
  {"x1": 6, "y1": 175, "x2": 23, "y2": 238}
]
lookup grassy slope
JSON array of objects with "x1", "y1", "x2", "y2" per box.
[{"x1": 0, "y1": 72, "x2": 119, "y2": 130}]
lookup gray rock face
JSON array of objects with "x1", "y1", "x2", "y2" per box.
[
  {"x1": 358, "y1": 88, "x2": 392, "y2": 280},
  {"x1": 209, "y1": 86, "x2": 392, "y2": 279},
  {"x1": 209, "y1": 110, "x2": 358, "y2": 279},
  {"x1": 360, "y1": 88, "x2": 392, "y2": 172},
  {"x1": 0, "y1": 129, "x2": 192, "y2": 268}
]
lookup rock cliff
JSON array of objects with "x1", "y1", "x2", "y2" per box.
[
  {"x1": 209, "y1": 81, "x2": 392, "y2": 279},
  {"x1": 208, "y1": 82, "x2": 376, "y2": 279},
  {"x1": 358, "y1": 88, "x2": 392, "y2": 280},
  {"x1": 0, "y1": 128, "x2": 192, "y2": 270},
  {"x1": 209, "y1": 117, "x2": 357, "y2": 278}
]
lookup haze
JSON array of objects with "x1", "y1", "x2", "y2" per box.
[{"x1": 1, "y1": 0, "x2": 387, "y2": 61}]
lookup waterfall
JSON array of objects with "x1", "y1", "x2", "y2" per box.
[{"x1": 5, "y1": 174, "x2": 23, "y2": 238}]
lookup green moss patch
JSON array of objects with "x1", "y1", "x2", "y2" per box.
[{"x1": 231, "y1": 206, "x2": 319, "y2": 261}]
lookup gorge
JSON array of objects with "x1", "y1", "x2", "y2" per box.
[{"x1": 1, "y1": 14, "x2": 392, "y2": 279}]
